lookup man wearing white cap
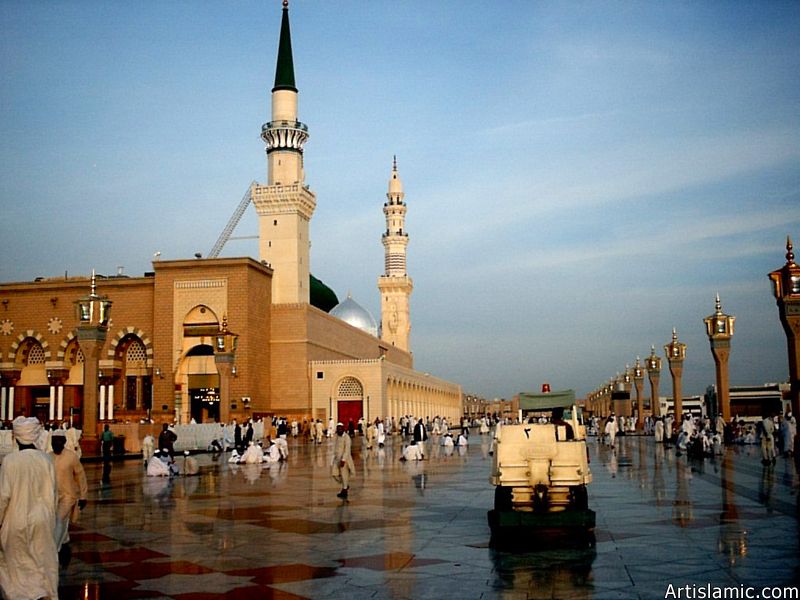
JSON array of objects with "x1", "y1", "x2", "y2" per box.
[
  {"x1": 0, "y1": 416, "x2": 59, "y2": 600},
  {"x1": 332, "y1": 422, "x2": 355, "y2": 499}
]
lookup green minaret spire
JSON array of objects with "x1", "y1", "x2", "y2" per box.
[{"x1": 273, "y1": 0, "x2": 297, "y2": 93}]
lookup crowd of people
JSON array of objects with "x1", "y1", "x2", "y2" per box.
[{"x1": 591, "y1": 410, "x2": 797, "y2": 463}]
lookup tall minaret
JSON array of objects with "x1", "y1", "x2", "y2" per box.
[
  {"x1": 378, "y1": 157, "x2": 413, "y2": 352},
  {"x1": 251, "y1": 0, "x2": 316, "y2": 304}
]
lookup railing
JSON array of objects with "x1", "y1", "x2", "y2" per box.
[{"x1": 262, "y1": 120, "x2": 308, "y2": 132}]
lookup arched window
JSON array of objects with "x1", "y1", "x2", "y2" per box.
[
  {"x1": 337, "y1": 377, "x2": 363, "y2": 398},
  {"x1": 117, "y1": 335, "x2": 151, "y2": 412}
]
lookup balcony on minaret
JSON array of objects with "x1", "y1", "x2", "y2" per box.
[{"x1": 261, "y1": 119, "x2": 309, "y2": 153}]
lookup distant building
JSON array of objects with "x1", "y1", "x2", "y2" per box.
[{"x1": 704, "y1": 383, "x2": 787, "y2": 420}]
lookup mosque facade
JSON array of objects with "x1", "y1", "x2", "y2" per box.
[{"x1": 0, "y1": 3, "x2": 462, "y2": 435}]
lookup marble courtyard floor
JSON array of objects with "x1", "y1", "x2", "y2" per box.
[{"x1": 56, "y1": 434, "x2": 799, "y2": 599}]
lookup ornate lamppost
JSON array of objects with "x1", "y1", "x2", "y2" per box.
[
  {"x1": 646, "y1": 345, "x2": 662, "y2": 418},
  {"x1": 622, "y1": 367, "x2": 633, "y2": 417},
  {"x1": 704, "y1": 294, "x2": 735, "y2": 422},
  {"x1": 611, "y1": 372, "x2": 629, "y2": 417},
  {"x1": 74, "y1": 271, "x2": 112, "y2": 455},
  {"x1": 665, "y1": 328, "x2": 686, "y2": 419},
  {"x1": 214, "y1": 316, "x2": 238, "y2": 425},
  {"x1": 632, "y1": 357, "x2": 645, "y2": 429},
  {"x1": 768, "y1": 236, "x2": 800, "y2": 434}
]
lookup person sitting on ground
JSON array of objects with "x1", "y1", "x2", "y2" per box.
[
  {"x1": 146, "y1": 450, "x2": 172, "y2": 477},
  {"x1": 241, "y1": 441, "x2": 264, "y2": 464},
  {"x1": 456, "y1": 432, "x2": 469, "y2": 446},
  {"x1": 264, "y1": 438, "x2": 282, "y2": 464},
  {"x1": 442, "y1": 433, "x2": 455, "y2": 447},
  {"x1": 400, "y1": 440, "x2": 424, "y2": 462}
]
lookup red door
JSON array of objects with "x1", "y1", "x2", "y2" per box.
[{"x1": 337, "y1": 400, "x2": 363, "y2": 431}]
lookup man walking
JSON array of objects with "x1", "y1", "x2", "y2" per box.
[
  {"x1": 413, "y1": 417, "x2": 428, "y2": 458},
  {"x1": 51, "y1": 430, "x2": 88, "y2": 566},
  {"x1": 332, "y1": 422, "x2": 355, "y2": 499},
  {"x1": 0, "y1": 417, "x2": 59, "y2": 600}
]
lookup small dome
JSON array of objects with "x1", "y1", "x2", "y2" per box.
[
  {"x1": 330, "y1": 294, "x2": 378, "y2": 337},
  {"x1": 309, "y1": 274, "x2": 338, "y2": 313}
]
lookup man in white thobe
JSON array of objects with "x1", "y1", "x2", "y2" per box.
[
  {"x1": 51, "y1": 431, "x2": 88, "y2": 554},
  {"x1": 0, "y1": 417, "x2": 59, "y2": 600},
  {"x1": 147, "y1": 451, "x2": 173, "y2": 476},
  {"x1": 654, "y1": 418, "x2": 665, "y2": 443},
  {"x1": 401, "y1": 441, "x2": 424, "y2": 461},
  {"x1": 332, "y1": 423, "x2": 355, "y2": 499},
  {"x1": 781, "y1": 412, "x2": 796, "y2": 457},
  {"x1": 761, "y1": 414, "x2": 776, "y2": 465},
  {"x1": 241, "y1": 441, "x2": 264, "y2": 464},
  {"x1": 63, "y1": 421, "x2": 82, "y2": 459},
  {"x1": 605, "y1": 416, "x2": 618, "y2": 449}
]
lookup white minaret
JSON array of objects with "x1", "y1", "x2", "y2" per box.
[
  {"x1": 378, "y1": 157, "x2": 413, "y2": 352},
  {"x1": 251, "y1": 1, "x2": 316, "y2": 304}
]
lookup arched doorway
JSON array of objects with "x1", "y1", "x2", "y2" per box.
[
  {"x1": 185, "y1": 344, "x2": 220, "y2": 423},
  {"x1": 336, "y1": 376, "x2": 364, "y2": 430}
]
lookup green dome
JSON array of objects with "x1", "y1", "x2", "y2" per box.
[{"x1": 310, "y1": 274, "x2": 338, "y2": 312}]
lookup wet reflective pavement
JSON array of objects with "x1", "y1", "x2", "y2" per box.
[{"x1": 58, "y1": 434, "x2": 799, "y2": 599}]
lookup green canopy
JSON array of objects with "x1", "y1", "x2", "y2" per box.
[{"x1": 517, "y1": 389, "x2": 576, "y2": 411}]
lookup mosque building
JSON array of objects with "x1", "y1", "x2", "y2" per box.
[{"x1": 0, "y1": 2, "x2": 462, "y2": 441}]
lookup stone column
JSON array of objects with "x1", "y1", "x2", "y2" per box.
[
  {"x1": 76, "y1": 330, "x2": 106, "y2": 455},
  {"x1": 215, "y1": 353, "x2": 234, "y2": 425}
]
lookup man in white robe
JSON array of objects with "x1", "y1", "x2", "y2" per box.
[
  {"x1": 365, "y1": 421, "x2": 376, "y2": 449},
  {"x1": 241, "y1": 442, "x2": 264, "y2": 464},
  {"x1": 332, "y1": 423, "x2": 355, "y2": 499},
  {"x1": 781, "y1": 412, "x2": 796, "y2": 457},
  {"x1": 401, "y1": 441, "x2": 424, "y2": 461},
  {"x1": 142, "y1": 434, "x2": 155, "y2": 468},
  {"x1": 605, "y1": 416, "x2": 618, "y2": 449},
  {"x1": 315, "y1": 420, "x2": 325, "y2": 444},
  {"x1": 761, "y1": 414, "x2": 776, "y2": 465},
  {"x1": 51, "y1": 431, "x2": 88, "y2": 554},
  {"x1": 376, "y1": 418, "x2": 386, "y2": 448},
  {"x1": 63, "y1": 421, "x2": 82, "y2": 459},
  {"x1": 654, "y1": 418, "x2": 665, "y2": 443},
  {"x1": 264, "y1": 439, "x2": 282, "y2": 464},
  {"x1": 147, "y1": 451, "x2": 172, "y2": 476},
  {"x1": 0, "y1": 417, "x2": 59, "y2": 600}
]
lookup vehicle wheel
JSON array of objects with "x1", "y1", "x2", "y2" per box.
[
  {"x1": 494, "y1": 486, "x2": 512, "y2": 511},
  {"x1": 570, "y1": 485, "x2": 589, "y2": 510}
]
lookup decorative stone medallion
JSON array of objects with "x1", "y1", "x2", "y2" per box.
[
  {"x1": 48, "y1": 317, "x2": 63, "y2": 335},
  {"x1": 0, "y1": 319, "x2": 13, "y2": 336}
]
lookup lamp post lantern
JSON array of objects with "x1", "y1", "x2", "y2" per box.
[
  {"x1": 645, "y1": 345, "x2": 662, "y2": 418},
  {"x1": 704, "y1": 294, "x2": 735, "y2": 422},
  {"x1": 214, "y1": 316, "x2": 239, "y2": 425},
  {"x1": 665, "y1": 328, "x2": 687, "y2": 419},
  {"x1": 768, "y1": 236, "x2": 800, "y2": 435},
  {"x1": 74, "y1": 270, "x2": 112, "y2": 455},
  {"x1": 632, "y1": 357, "x2": 645, "y2": 429}
]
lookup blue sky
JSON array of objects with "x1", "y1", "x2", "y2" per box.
[{"x1": 2, "y1": 1, "x2": 799, "y2": 401}]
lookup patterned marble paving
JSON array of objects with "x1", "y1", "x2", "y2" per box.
[{"x1": 48, "y1": 433, "x2": 799, "y2": 599}]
